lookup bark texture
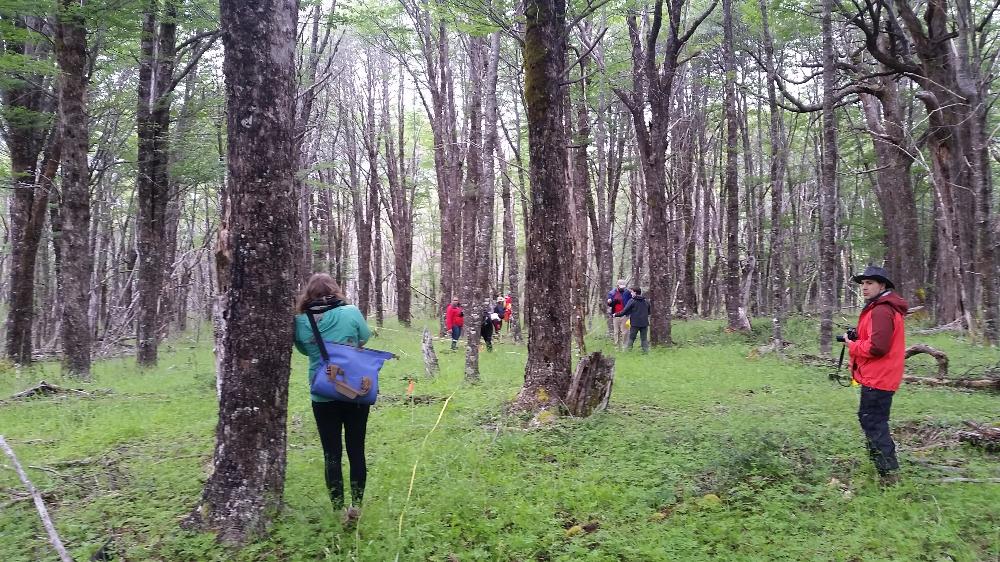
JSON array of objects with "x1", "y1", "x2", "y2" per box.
[
  {"x1": 135, "y1": 0, "x2": 177, "y2": 366},
  {"x1": 758, "y1": 0, "x2": 787, "y2": 348},
  {"x1": 564, "y1": 352, "x2": 615, "y2": 417},
  {"x1": 185, "y1": 0, "x2": 300, "y2": 544},
  {"x1": 516, "y1": 0, "x2": 573, "y2": 410},
  {"x1": 722, "y1": 0, "x2": 749, "y2": 332},
  {"x1": 818, "y1": 0, "x2": 837, "y2": 354},
  {"x1": 56, "y1": 0, "x2": 92, "y2": 378},
  {"x1": 2, "y1": 16, "x2": 58, "y2": 365}
]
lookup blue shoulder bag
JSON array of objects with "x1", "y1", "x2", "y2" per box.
[{"x1": 305, "y1": 300, "x2": 395, "y2": 405}]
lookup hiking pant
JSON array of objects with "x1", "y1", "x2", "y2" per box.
[
  {"x1": 626, "y1": 326, "x2": 649, "y2": 353},
  {"x1": 481, "y1": 322, "x2": 494, "y2": 351},
  {"x1": 450, "y1": 326, "x2": 461, "y2": 349},
  {"x1": 612, "y1": 315, "x2": 627, "y2": 346},
  {"x1": 312, "y1": 400, "x2": 370, "y2": 507},
  {"x1": 858, "y1": 386, "x2": 899, "y2": 475}
]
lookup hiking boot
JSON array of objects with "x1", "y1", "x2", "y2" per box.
[
  {"x1": 343, "y1": 505, "x2": 360, "y2": 526},
  {"x1": 879, "y1": 472, "x2": 901, "y2": 487}
]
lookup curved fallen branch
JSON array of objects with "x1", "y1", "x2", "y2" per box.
[{"x1": 905, "y1": 344, "x2": 949, "y2": 377}]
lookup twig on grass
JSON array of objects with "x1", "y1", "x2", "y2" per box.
[
  {"x1": 27, "y1": 465, "x2": 63, "y2": 477},
  {"x1": 0, "y1": 436, "x2": 73, "y2": 562}
]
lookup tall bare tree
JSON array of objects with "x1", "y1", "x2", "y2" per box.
[
  {"x1": 382, "y1": 65, "x2": 416, "y2": 326},
  {"x1": 722, "y1": 0, "x2": 749, "y2": 332},
  {"x1": 757, "y1": 0, "x2": 788, "y2": 348},
  {"x1": 817, "y1": 0, "x2": 838, "y2": 354},
  {"x1": 612, "y1": 0, "x2": 716, "y2": 346}
]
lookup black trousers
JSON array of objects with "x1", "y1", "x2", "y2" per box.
[
  {"x1": 481, "y1": 322, "x2": 494, "y2": 350},
  {"x1": 858, "y1": 386, "x2": 899, "y2": 475},
  {"x1": 312, "y1": 400, "x2": 370, "y2": 507},
  {"x1": 626, "y1": 326, "x2": 649, "y2": 352}
]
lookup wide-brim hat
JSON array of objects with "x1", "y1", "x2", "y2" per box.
[{"x1": 852, "y1": 265, "x2": 895, "y2": 289}]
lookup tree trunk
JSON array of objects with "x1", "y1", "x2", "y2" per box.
[
  {"x1": 383, "y1": 64, "x2": 415, "y2": 327},
  {"x1": 421, "y1": 328, "x2": 439, "y2": 378},
  {"x1": 56, "y1": 0, "x2": 92, "y2": 378},
  {"x1": 722, "y1": 0, "x2": 749, "y2": 332},
  {"x1": 515, "y1": 0, "x2": 573, "y2": 411},
  {"x1": 564, "y1": 352, "x2": 615, "y2": 417},
  {"x1": 3, "y1": 17, "x2": 58, "y2": 365},
  {"x1": 185, "y1": 0, "x2": 300, "y2": 544},
  {"x1": 570, "y1": 58, "x2": 591, "y2": 354},
  {"x1": 758, "y1": 0, "x2": 788, "y2": 348},
  {"x1": 858, "y1": 74, "x2": 922, "y2": 305},
  {"x1": 135, "y1": 0, "x2": 178, "y2": 366},
  {"x1": 818, "y1": 0, "x2": 837, "y2": 354},
  {"x1": 499, "y1": 156, "x2": 523, "y2": 343},
  {"x1": 460, "y1": 34, "x2": 499, "y2": 382}
]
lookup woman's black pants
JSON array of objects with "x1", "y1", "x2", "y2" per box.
[{"x1": 312, "y1": 400, "x2": 370, "y2": 507}]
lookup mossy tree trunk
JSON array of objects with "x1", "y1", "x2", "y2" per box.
[{"x1": 516, "y1": 0, "x2": 573, "y2": 411}]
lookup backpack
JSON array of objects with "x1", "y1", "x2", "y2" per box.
[{"x1": 305, "y1": 299, "x2": 394, "y2": 404}]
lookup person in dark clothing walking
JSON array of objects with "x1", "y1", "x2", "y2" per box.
[
  {"x1": 845, "y1": 265, "x2": 908, "y2": 486},
  {"x1": 614, "y1": 287, "x2": 651, "y2": 353},
  {"x1": 480, "y1": 302, "x2": 495, "y2": 351}
]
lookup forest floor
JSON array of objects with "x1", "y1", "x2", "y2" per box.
[{"x1": 1, "y1": 316, "x2": 998, "y2": 561}]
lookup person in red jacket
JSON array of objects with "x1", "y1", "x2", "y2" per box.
[
  {"x1": 844, "y1": 265, "x2": 908, "y2": 486},
  {"x1": 445, "y1": 296, "x2": 464, "y2": 350}
]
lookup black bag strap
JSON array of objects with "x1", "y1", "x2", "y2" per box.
[{"x1": 304, "y1": 298, "x2": 344, "y2": 362}]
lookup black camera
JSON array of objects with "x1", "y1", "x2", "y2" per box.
[{"x1": 836, "y1": 328, "x2": 857, "y2": 343}]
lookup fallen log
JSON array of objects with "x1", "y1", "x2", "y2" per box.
[
  {"x1": 956, "y1": 422, "x2": 1000, "y2": 452},
  {"x1": 902, "y1": 375, "x2": 1000, "y2": 391},
  {"x1": 11, "y1": 381, "x2": 90, "y2": 400},
  {"x1": 913, "y1": 319, "x2": 965, "y2": 335},
  {"x1": 905, "y1": 344, "x2": 949, "y2": 377},
  {"x1": 936, "y1": 478, "x2": 1000, "y2": 484},
  {"x1": 564, "y1": 352, "x2": 615, "y2": 417},
  {"x1": 0, "y1": 436, "x2": 73, "y2": 562}
]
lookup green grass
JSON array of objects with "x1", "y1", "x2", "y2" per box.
[{"x1": 1, "y1": 317, "x2": 998, "y2": 561}]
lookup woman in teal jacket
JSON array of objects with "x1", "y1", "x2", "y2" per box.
[{"x1": 294, "y1": 273, "x2": 371, "y2": 522}]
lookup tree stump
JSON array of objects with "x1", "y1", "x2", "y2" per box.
[
  {"x1": 422, "y1": 329, "x2": 439, "y2": 378},
  {"x1": 905, "y1": 344, "x2": 949, "y2": 377},
  {"x1": 564, "y1": 352, "x2": 615, "y2": 417}
]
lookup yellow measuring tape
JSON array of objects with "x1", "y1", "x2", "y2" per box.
[{"x1": 396, "y1": 387, "x2": 457, "y2": 540}]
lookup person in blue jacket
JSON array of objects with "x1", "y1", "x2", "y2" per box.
[{"x1": 293, "y1": 273, "x2": 371, "y2": 524}]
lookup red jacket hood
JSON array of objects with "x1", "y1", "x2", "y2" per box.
[{"x1": 868, "y1": 291, "x2": 908, "y2": 315}]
